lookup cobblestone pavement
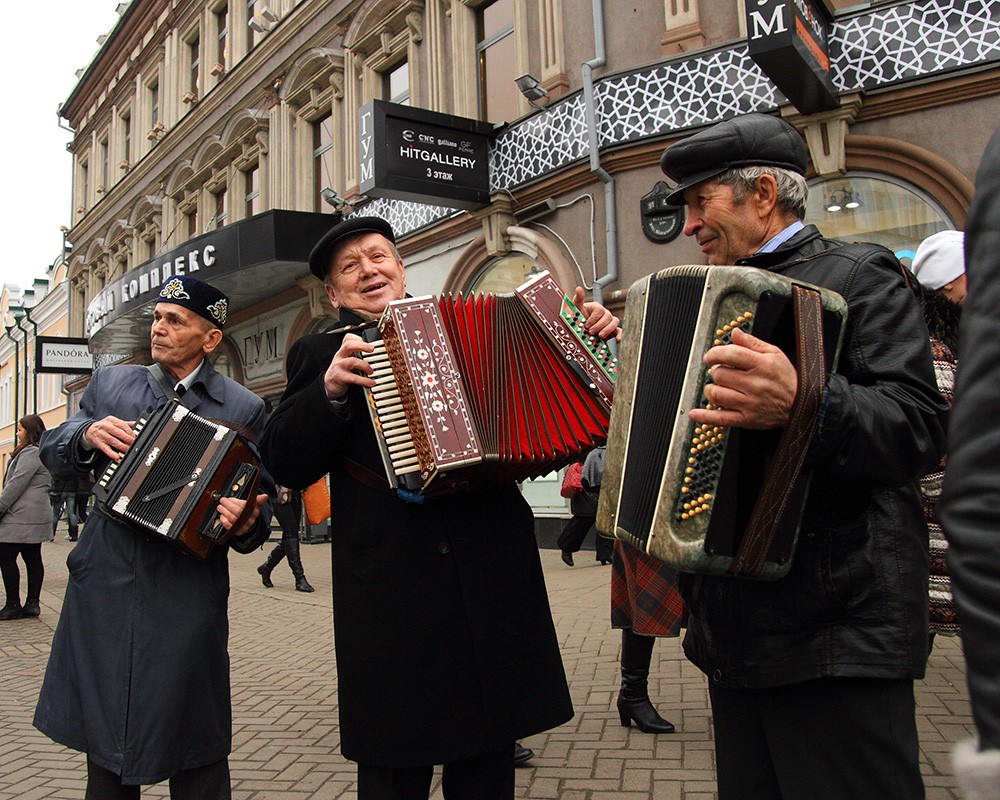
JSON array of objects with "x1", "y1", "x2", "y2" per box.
[{"x1": 0, "y1": 531, "x2": 976, "y2": 799}]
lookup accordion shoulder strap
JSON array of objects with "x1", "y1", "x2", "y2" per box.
[
  {"x1": 729, "y1": 284, "x2": 827, "y2": 578},
  {"x1": 148, "y1": 363, "x2": 185, "y2": 404}
]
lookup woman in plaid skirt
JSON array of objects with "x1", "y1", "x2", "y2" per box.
[{"x1": 610, "y1": 541, "x2": 685, "y2": 732}]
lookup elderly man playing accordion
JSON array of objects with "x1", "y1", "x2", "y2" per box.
[
  {"x1": 261, "y1": 216, "x2": 620, "y2": 800},
  {"x1": 34, "y1": 275, "x2": 270, "y2": 799},
  {"x1": 656, "y1": 113, "x2": 947, "y2": 800}
]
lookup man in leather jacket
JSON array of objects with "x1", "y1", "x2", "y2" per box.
[
  {"x1": 940, "y1": 124, "x2": 1000, "y2": 800},
  {"x1": 660, "y1": 113, "x2": 947, "y2": 800}
]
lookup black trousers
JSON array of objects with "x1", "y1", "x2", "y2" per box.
[
  {"x1": 709, "y1": 676, "x2": 924, "y2": 800},
  {"x1": 0, "y1": 542, "x2": 43, "y2": 605},
  {"x1": 357, "y1": 746, "x2": 514, "y2": 800},
  {"x1": 85, "y1": 758, "x2": 230, "y2": 800},
  {"x1": 557, "y1": 515, "x2": 614, "y2": 561}
]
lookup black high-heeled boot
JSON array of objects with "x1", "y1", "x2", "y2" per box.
[
  {"x1": 617, "y1": 628, "x2": 675, "y2": 733},
  {"x1": 285, "y1": 538, "x2": 314, "y2": 593},
  {"x1": 257, "y1": 545, "x2": 284, "y2": 588}
]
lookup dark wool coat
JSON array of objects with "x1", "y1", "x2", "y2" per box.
[
  {"x1": 680, "y1": 227, "x2": 949, "y2": 688},
  {"x1": 33, "y1": 362, "x2": 269, "y2": 785},
  {"x1": 941, "y1": 124, "x2": 1000, "y2": 758},
  {"x1": 260, "y1": 310, "x2": 574, "y2": 768}
]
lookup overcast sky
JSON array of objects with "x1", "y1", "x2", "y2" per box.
[{"x1": 1, "y1": 3, "x2": 122, "y2": 295}]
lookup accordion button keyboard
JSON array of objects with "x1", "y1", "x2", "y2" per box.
[{"x1": 365, "y1": 342, "x2": 421, "y2": 476}]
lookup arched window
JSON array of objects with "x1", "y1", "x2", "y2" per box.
[
  {"x1": 467, "y1": 252, "x2": 545, "y2": 293},
  {"x1": 805, "y1": 172, "x2": 954, "y2": 268}
]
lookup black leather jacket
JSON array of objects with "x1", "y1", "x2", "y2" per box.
[
  {"x1": 940, "y1": 125, "x2": 1000, "y2": 753},
  {"x1": 681, "y1": 225, "x2": 948, "y2": 688}
]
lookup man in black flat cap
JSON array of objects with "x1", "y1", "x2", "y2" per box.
[
  {"x1": 34, "y1": 274, "x2": 271, "y2": 799},
  {"x1": 660, "y1": 113, "x2": 947, "y2": 799},
  {"x1": 261, "y1": 217, "x2": 620, "y2": 799}
]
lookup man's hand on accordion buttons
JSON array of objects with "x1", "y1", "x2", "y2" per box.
[
  {"x1": 573, "y1": 287, "x2": 622, "y2": 342},
  {"x1": 84, "y1": 416, "x2": 137, "y2": 462},
  {"x1": 324, "y1": 333, "x2": 377, "y2": 401},
  {"x1": 217, "y1": 493, "x2": 268, "y2": 537},
  {"x1": 691, "y1": 327, "x2": 797, "y2": 430}
]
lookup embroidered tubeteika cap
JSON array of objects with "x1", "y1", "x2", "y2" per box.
[{"x1": 156, "y1": 275, "x2": 229, "y2": 328}]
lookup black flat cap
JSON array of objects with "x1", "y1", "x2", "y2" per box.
[
  {"x1": 659, "y1": 114, "x2": 808, "y2": 205},
  {"x1": 308, "y1": 215, "x2": 396, "y2": 280}
]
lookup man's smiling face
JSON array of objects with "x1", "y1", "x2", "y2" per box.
[{"x1": 323, "y1": 231, "x2": 406, "y2": 318}]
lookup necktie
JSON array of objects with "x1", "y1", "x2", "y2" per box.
[{"x1": 174, "y1": 383, "x2": 187, "y2": 398}]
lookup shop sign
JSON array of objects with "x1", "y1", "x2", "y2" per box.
[
  {"x1": 35, "y1": 336, "x2": 93, "y2": 374},
  {"x1": 359, "y1": 100, "x2": 495, "y2": 211},
  {"x1": 85, "y1": 225, "x2": 238, "y2": 338},
  {"x1": 746, "y1": 0, "x2": 839, "y2": 114}
]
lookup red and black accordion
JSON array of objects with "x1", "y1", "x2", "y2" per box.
[
  {"x1": 93, "y1": 402, "x2": 261, "y2": 559},
  {"x1": 360, "y1": 271, "x2": 618, "y2": 498},
  {"x1": 598, "y1": 265, "x2": 846, "y2": 580}
]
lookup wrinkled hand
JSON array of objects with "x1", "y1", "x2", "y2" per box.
[
  {"x1": 688, "y1": 327, "x2": 797, "y2": 430},
  {"x1": 217, "y1": 493, "x2": 269, "y2": 537},
  {"x1": 573, "y1": 287, "x2": 622, "y2": 342},
  {"x1": 323, "y1": 333, "x2": 376, "y2": 401},
  {"x1": 84, "y1": 416, "x2": 136, "y2": 462}
]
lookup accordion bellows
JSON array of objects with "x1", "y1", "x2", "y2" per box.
[
  {"x1": 598, "y1": 265, "x2": 846, "y2": 580},
  {"x1": 94, "y1": 402, "x2": 260, "y2": 559},
  {"x1": 362, "y1": 272, "x2": 617, "y2": 498}
]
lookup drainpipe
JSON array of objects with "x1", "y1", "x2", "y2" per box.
[
  {"x1": 4, "y1": 326, "x2": 19, "y2": 421},
  {"x1": 582, "y1": 0, "x2": 617, "y2": 312},
  {"x1": 16, "y1": 314, "x2": 32, "y2": 415},
  {"x1": 22, "y1": 307, "x2": 39, "y2": 415}
]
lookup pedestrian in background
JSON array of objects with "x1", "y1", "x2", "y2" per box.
[
  {"x1": 49, "y1": 474, "x2": 80, "y2": 542},
  {"x1": 258, "y1": 485, "x2": 314, "y2": 592},
  {"x1": 0, "y1": 415, "x2": 51, "y2": 620},
  {"x1": 558, "y1": 446, "x2": 613, "y2": 567},
  {"x1": 75, "y1": 472, "x2": 94, "y2": 525},
  {"x1": 912, "y1": 229, "x2": 965, "y2": 644}
]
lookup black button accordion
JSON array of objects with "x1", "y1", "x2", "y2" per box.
[
  {"x1": 93, "y1": 401, "x2": 261, "y2": 559},
  {"x1": 598, "y1": 265, "x2": 847, "y2": 580}
]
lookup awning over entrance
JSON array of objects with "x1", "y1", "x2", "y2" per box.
[{"x1": 85, "y1": 210, "x2": 335, "y2": 354}]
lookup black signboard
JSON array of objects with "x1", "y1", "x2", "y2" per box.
[
  {"x1": 359, "y1": 100, "x2": 495, "y2": 211},
  {"x1": 746, "y1": 0, "x2": 838, "y2": 114},
  {"x1": 35, "y1": 336, "x2": 93, "y2": 374}
]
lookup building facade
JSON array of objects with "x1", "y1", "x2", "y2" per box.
[
  {"x1": 1, "y1": 266, "x2": 75, "y2": 482},
  {"x1": 58, "y1": 0, "x2": 1000, "y2": 533}
]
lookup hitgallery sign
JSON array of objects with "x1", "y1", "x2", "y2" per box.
[
  {"x1": 359, "y1": 100, "x2": 495, "y2": 211},
  {"x1": 746, "y1": 0, "x2": 839, "y2": 114}
]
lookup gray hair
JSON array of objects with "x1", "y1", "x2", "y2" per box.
[{"x1": 715, "y1": 166, "x2": 809, "y2": 220}]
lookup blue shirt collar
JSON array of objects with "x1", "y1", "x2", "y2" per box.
[{"x1": 758, "y1": 221, "x2": 805, "y2": 254}]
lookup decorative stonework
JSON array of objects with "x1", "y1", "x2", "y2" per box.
[{"x1": 351, "y1": 0, "x2": 1000, "y2": 239}]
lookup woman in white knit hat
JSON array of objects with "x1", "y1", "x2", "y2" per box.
[{"x1": 911, "y1": 229, "x2": 965, "y2": 649}]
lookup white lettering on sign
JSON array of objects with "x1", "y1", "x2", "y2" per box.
[
  {"x1": 86, "y1": 242, "x2": 224, "y2": 336},
  {"x1": 360, "y1": 107, "x2": 375, "y2": 185},
  {"x1": 748, "y1": 0, "x2": 788, "y2": 39},
  {"x1": 398, "y1": 146, "x2": 476, "y2": 171}
]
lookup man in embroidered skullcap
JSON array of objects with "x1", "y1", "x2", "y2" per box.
[{"x1": 34, "y1": 273, "x2": 271, "y2": 798}]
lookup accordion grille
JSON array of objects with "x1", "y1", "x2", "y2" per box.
[
  {"x1": 616, "y1": 274, "x2": 705, "y2": 545},
  {"x1": 125, "y1": 415, "x2": 220, "y2": 528}
]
